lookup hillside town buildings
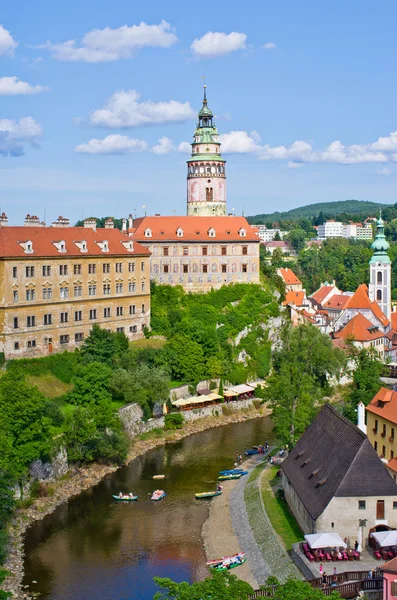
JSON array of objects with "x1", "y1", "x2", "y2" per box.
[
  {"x1": 251, "y1": 224, "x2": 288, "y2": 242},
  {"x1": 0, "y1": 217, "x2": 151, "y2": 358},
  {"x1": 317, "y1": 219, "x2": 373, "y2": 240}
]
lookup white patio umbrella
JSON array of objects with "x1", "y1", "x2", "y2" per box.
[
  {"x1": 357, "y1": 526, "x2": 362, "y2": 553},
  {"x1": 305, "y1": 532, "x2": 347, "y2": 549},
  {"x1": 371, "y1": 530, "x2": 397, "y2": 547}
]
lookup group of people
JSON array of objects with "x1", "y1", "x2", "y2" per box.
[
  {"x1": 118, "y1": 492, "x2": 134, "y2": 498},
  {"x1": 319, "y1": 565, "x2": 339, "y2": 588},
  {"x1": 257, "y1": 443, "x2": 270, "y2": 454}
]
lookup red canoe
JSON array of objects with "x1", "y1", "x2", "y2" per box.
[{"x1": 206, "y1": 552, "x2": 245, "y2": 566}]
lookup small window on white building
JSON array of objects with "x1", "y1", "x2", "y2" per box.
[
  {"x1": 144, "y1": 228, "x2": 152, "y2": 238},
  {"x1": 239, "y1": 228, "x2": 247, "y2": 237},
  {"x1": 176, "y1": 228, "x2": 183, "y2": 238}
]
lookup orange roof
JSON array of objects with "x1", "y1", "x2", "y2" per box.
[
  {"x1": 283, "y1": 291, "x2": 305, "y2": 306},
  {"x1": 367, "y1": 388, "x2": 397, "y2": 425},
  {"x1": 387, "y1": 457, "x2": 397, "y2": 474},
  {"x1": 0, "y1": 226, "x2": 150, "y2": 258},
  {"x1": 392, "y1": 311, "x2": 397, "y2": 330},
  {"x1": 347, "y1": 284, "x2": 372, "y2": 309},
  {"x1": 370, "y1": 299, "x2": 390, "y2": 327},
  {"x1": 278, "y1": 268, "x2": 302, "y2": 286},
  {"x1": 131, "y1": 216, "x2": 259, "y2": 242},
  {"x1": 323, "y1": 294, "x2": 351, "y2": 310},
  {"x1": 311, "y1": 285, "x2": 336, "y2": 305},
  {"x1": 334, "y1": 313, "x2": 384, "y2": 342}
]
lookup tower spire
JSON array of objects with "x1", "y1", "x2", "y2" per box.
[{"x1": 369, "y1": 210, "x2": 391, "y2": 320}]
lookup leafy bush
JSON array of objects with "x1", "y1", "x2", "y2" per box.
[{"x1": 164, "y1": 413, "x2": 184, "y2": 430}]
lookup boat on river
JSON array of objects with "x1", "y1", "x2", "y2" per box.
[
  {"x1": 195, "y1": 490, "x2": 222, "y2": 499},
  {"x1": 207, "y1": 552, "x2": 246, "y2": 567},
  {"x1": 151, "y1": 490, "x2": 166, "y2": 501},
  {"x1": 212, "y1": 557, "x2": 246, "y2": 571},
  {"x1": 219, "y1": 468, "x2": 245, "y2": 475},
  {"x1": 244, "y1": 448, "x2": 259, "y2": 456},
  {"x1": 218, "y1": 474, "x2": 242, "y2": 481},
  {"x1": 112, "y1": 494, "x2": 138, "y2": 501}
]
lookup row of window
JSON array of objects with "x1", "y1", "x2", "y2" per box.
[
  {"x1": 187, "y1": 165, "x2": 225, "y2": 175},
  {"x1": 14, "y1": 261, "x2": 145, "y2": 279},
  {"x1": 160, "y1": 246, "x2": 248, "y2": 257},
  {"x1": 357, "y1": 499, "x2": 397, "y2": 510},
  {"x1": 13, "y1": 304, "x2": 146, "y2": 329},
  {"x1": 13, "y1": 281, "x2": 146, "y2": 302},
  {"x1": 373, "y1": 420, "x2": 395, "y2": 440},
  {"x1": 14, "y1": 324, "x2": 143, "y2": 351},
  {"x1": 154, "y1": 263, "x2": 255, "y2": 274}
]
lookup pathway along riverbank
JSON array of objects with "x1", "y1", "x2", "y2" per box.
[{"x1": 3, "y1": 404, "x2": 269, "y2": 599}]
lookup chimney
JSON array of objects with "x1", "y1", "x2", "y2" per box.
[
  {"x1": 122, "y1": 218, "x2": 127, "y2": 233},
  {"x1": 357, "y1": 401, "x2": 367, "y2": 434},
  {"x1": 104, "y1": 218, "x2": 114, "y2": 229},
  {"x1": 128, "y1": 214, "x2": 133, "y2": 229},
  {"x1": 84, "y1": 218, "x2": 97, "y2": 231},
  {"x1": 24, "y1": 214, "x2": 44, "y2": 227},
  {"x1": 51, "y1": 216, "x2": 70, "y2": 228},
  {"x1": 0, "y1": 212, "x2": 8, "y2": 226}
]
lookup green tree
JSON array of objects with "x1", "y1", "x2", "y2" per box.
[
  {"x1": 110, "y1": 366, "x2": 169, "y2": 418},
  {"x1": 271, "y1": 247, "x2": 285, "y2": 268},
  {"x1": 0, "y1": 375, "x2": 52, "y2": 493},
  {"x1": 271, "y1": 579, "x2": 341, "y2": 599},
  {"x1": 274, "y1": 230, "x2": 282, "y2": 241},
  {"x1": 343, "y1": 349, "x2": 383, "y2": 421},
  {"x1": 164, "y1": 335, "x2": 206, "y2": 382},
  {"x1": 264, "y1": 324, "x2": 345, "y2": 444},
  {"x1": 68, "y1": 362, "x2": 113, "y2": 407},
  {"x1": 81, "y1": 324, "x2": 128, "y2": 365},
  {"x1": 287, "y1": 229, "x2": 307, "y2": 253},
  {"x1": 153, "y1": 571, "x2": 253, "y2": 600}
]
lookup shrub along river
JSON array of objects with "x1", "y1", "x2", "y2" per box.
[{"x1": 23, "y1": 417, "x2": 275, "y2": 600}]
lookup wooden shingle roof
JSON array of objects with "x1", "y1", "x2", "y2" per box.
[{"x1": 282, "y1": 404, "x2": 397, "y2": 520}]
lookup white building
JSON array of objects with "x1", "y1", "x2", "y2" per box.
[
  {"x1": 345, "y1": 222, "x2": 373, "y2": 240},
  {"x1": 251, "y1": 224, "x2": 288, "y2": 242},
  {"x1": 318, "y1": 220, "x2": 373, "y2": 240}
]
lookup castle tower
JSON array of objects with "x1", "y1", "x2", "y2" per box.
[
  {"x1": 186, "y1": 85, "x2": 226, "y2": 216},
  {"x1": 369, "y1": 212, "x2": 391, "y2": 320}
]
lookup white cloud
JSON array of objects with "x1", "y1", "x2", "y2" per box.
[
  {"x1": 152, "y1": 136, "x2": 175, "y2": 155},
  {"x1": 263, "y1": 42, "x2": 276, "y2": 50},
  {"x1": 89, "y1": 89, "x2": 195, "y2": 128},
  {"x1": 0, "y1": 25, "x2": 17, "y2": 56},
  {"x1": 371, "y1": 131, "x2": 397, "y2": 151},
  {"x1": 178, "y1": 141, "x2": 191, "y2": 153},
  {"x1": 75, "y1": 134, "x2": 148, "y2": 155},
  {"x1": 0, "y1": 76, "x2": 49, "y2": 96},
  {"x1": 190, "y1": 31, "x2": 247, "y2": 58},
  {"x1": 0, "y1": 117, "x2": 43, "y2": 157},
  {"x1": 40, "y1": 21, "x2": 177, "y2": 63},
  {"x1": 375, "y1": 167, "x2": 392, "y2": 176},
  {"x1": 219, "y1": 130, "x2": 262, "y2": 153},
  {"x1": 288, "y1": 161, "x2": 304, "y2": 168}
]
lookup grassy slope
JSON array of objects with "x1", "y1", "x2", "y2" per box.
[
  {"x1": 261, "y1": 466, "x2": 303, "y2": 550},
  {"x1": 26, "y1": 374, "x2": 73, "y2": 399},
  {"x1": 247, "y1": 199, "x2": 390, "y2": 223}
]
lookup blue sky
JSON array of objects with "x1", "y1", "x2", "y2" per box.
[{"x1": 1, "y1": 0, "x2": 397, "y2": 223}]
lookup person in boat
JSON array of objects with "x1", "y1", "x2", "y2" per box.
[
  {"x1": 216, "y1": 484, "x2": 223, "y2": 492},
  {"x1": 119, "y1": 492, "x2": 123, "y2": 498},
  {"x1": 129, "y1": 493, "x2": 134, "y2": 498}
]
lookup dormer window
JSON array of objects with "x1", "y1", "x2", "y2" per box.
[
  {"x1": 121, "y1": 240, "x2": 134, "y2": 252},
  {"x1": 74, "y1": 240, "x2": 87, "y2": 253},
  {"x1": 176, "y1": 227, "x2": 184, "y2": 238},
  {"x1": 208, "y1": 228, "x2": 216, "y2": 238},
  {"x1": 19, "y1": 240, "x2": 34, "y2": 254},
  {"x1": 144, "y1": 228, "x2": 152, "y2": 238},
  {"x1": 96, "y1": 240, "x2": 109, "y2": 253},
  {"x1": 239, "y1": 228, "x2": 247, "y2": 237},
  {"x1": 53, "y1": 240, "x2": 66, "y2": 253}
]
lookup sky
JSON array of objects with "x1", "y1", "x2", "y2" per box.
[{"x1": 1, "y1": 0, "x2": 397, "y2": 224}]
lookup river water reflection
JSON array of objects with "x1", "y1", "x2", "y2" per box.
[{"x1": 23, "y1": 417, "x2": 274, "y2": 600}]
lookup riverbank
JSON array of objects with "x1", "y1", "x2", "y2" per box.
[{"x1": 3, "y1": 404, "x2": 269, "y2": 599}]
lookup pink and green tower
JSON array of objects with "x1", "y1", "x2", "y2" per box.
[{"x1": 186, "y1": 85, "x2": 227, "y2": 216}]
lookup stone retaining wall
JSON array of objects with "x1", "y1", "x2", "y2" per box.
[
  {"x1": 119, "y1": 398, "x2": 257, "y2": 439},
  {"x1": 291, "y1": 542, "x2": 316, "y2": 579}
]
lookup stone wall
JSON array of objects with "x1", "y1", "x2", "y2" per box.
[{"x1": 119, "y1": 398, "x2": 257, "y2": 439}]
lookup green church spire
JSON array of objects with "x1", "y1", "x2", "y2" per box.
[{"x1": 370, "y1": 211, "x2": 390, "y2": 264}]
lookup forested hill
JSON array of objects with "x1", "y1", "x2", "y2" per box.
[{"x1": 247, "y1": 200, "x2": 391, "y2": 224}]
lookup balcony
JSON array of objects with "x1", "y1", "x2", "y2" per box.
[
  {"x1": 381, "y1": 431, "x2": 386, "y2": 438},
  {"x1": 389, "y1": 436, "x2": 395, "y2": 443},
  {"x1": 372, "y1": 428, "x2": 378, "y2": 434}
]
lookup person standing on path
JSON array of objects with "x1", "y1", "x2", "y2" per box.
[{"x1": 319, "y1": 563, "x2": 323, "y2": 576}]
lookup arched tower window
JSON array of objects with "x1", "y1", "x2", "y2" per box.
[
  {"x1": 206, "y1": 187, "x2": 213, "y2": 202},
  {"x1": 377, "y1": 289, "x2": 382, "y2": 301},
  {"x1": 377, "y1": 271, "x2": 383, "y2": 284}
]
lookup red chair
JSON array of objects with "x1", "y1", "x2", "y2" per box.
[
  {"x1": 306, "y1": 553, "x2": 315, "y2": 562},
  {"x1": 388, "y1": 551, "x2": 394, "y2": 559},
  {"x1": 337, "y1": 554, "x2": 343, "y2": 561},
  {"x1": 325, "y1": 553, "x2": 332, "y2": 561},
  {"x1": 374, "y1": 551, "x2": 381, "y2": 560},
  {"x1": 353, "y1": 551, "x2": 360, "y2": 560},
  {"x1": 342, "y1": 552, "x2": 348, "y2": 560}
]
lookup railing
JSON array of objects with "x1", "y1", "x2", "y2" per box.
[{"x1": 248, "y1": 576, "x2": 383, "y2": 599}]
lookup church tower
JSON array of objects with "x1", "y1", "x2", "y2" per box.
[
  {"x1": 369, "y1": 213, "x2": 391, "y2": 320},
  {"x1": 186, "y1": 85, "x2": 226, "y2": 216}
]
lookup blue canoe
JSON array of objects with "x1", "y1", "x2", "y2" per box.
[
  {"x1": 244, "y1": 449, "x2": 259, "y2": 456},
  {"x1": 219, "y1": 469, "x2": 245, "y2": 475},
  {"x1": 112, "y1": 495, "x2": 138, "y2": 501}
]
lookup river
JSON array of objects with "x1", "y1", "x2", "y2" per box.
[{"x1": 23, "y1": 417, "x2": 275, "y2": 600}]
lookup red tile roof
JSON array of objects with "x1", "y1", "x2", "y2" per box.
[
  {"x1": 0, "y1": 226, "x2": 150, "y2": 258},
  {"x1": 387, "y1": 457, "x2": 397, "y2": 474},
  {"x1": 263, "y1": 240, "x2": 290, "y2": 248},
  {"x1": 392, "y1": 311, "x2": 397, "y2": 330},
  {"x1": 366, "y1": 388, "x2": 397, "y2": 424},
  {"x1": 334, "y1": 313, "x2": 384, "y2": 342},
  {"x1": 131, "y1": 216, "x2": 259, "y2": 242},
  {"x1": 278, "y1": 268, "x2": 302, "y2": 286},
  {"x1": 283, "y1": 291, "x2": 305, "y2": 306},
  {"x1": 311, "y1": 285, "x2": 336, "y2": 305},
  {"x1": 347, "y1": 284, "x2": 372, "y2": 309},
  {"x1": 371, "y1": 299, "x2": 390, "y2": 327},
  {"x1": 323, "y1": 294, "x2": 351, "y2": 310}
]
